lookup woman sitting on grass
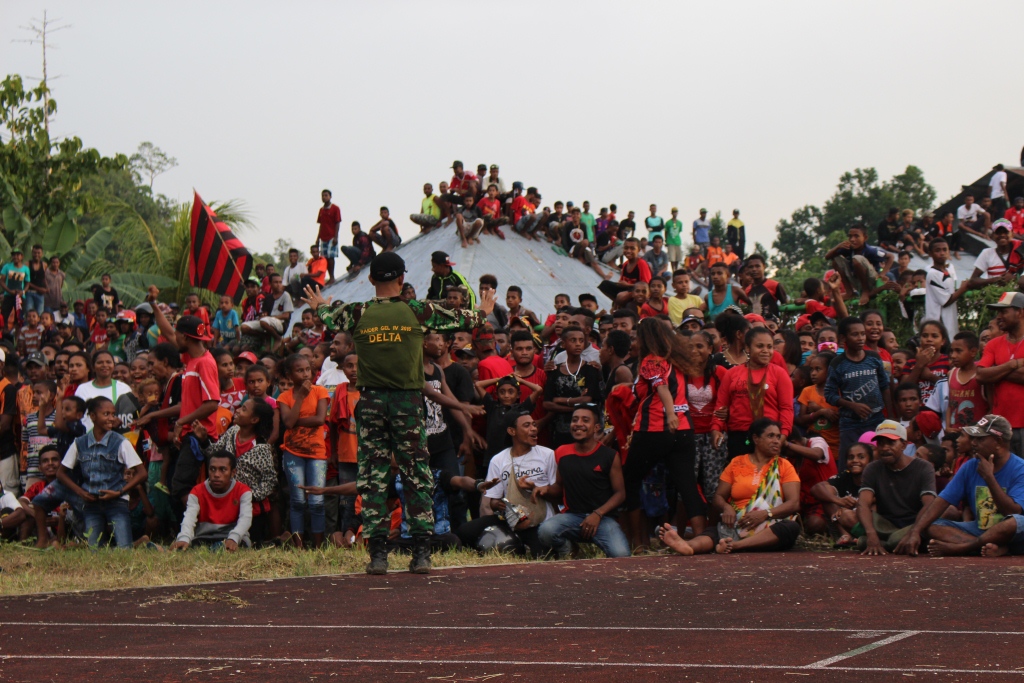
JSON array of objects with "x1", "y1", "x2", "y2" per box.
[{"x1": 658, "y1": 417, "x2": 801, "y2": 555}]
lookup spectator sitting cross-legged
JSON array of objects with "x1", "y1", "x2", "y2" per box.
[
  {"x1": 172, "y1": 449, "x2": 253, "y2": 551},
  {"x1": 658, "y1": 417, "x2": 802, "y2": 555}
]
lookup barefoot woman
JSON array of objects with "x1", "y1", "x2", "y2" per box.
[{"x1": 659, "y1": 417, "x2": 801, "y2": 555}]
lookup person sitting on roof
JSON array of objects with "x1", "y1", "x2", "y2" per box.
[
  {"x1": 823, "y1": 224, "x2": 894, "y2": 307},
  {"x1": 368, "y1": 207, "x2": 401, "y2": 253},
  {"x1": 410, "y1": 183, "x2": 444, "y2": 233}
]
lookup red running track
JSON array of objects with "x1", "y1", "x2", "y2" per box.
[{"x1": 2, "y1": 551, "x2": 1024, "y2": 682}]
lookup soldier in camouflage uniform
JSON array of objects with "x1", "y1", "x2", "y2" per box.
[{"x1": 304, "y1": 251, "x2": 492, "y2": 574}]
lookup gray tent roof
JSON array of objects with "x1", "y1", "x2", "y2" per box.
[{"x1": 291, "y1": 227, "x2": 611, "y2": 329}]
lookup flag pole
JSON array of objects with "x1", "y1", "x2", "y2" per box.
[{"x1": 193, "y1": 189, "x2": 249, "y2": 299}]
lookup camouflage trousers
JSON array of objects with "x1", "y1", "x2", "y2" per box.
[{"x1": 356, "y1": 388, "x2": 434, "y2": 539}]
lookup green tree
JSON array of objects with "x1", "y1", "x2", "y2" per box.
[
  {"x1": 129, "y1": 141, "x2": 177, "y2": 189},
  {"x1": 771, "y1": 166, "x2": 937, "y2": 272},
  {"x1": 0, "y1": 75, "x2": 126, "y2": 260}
]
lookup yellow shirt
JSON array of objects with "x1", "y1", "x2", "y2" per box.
[
  {"x1": 668, "y1": 294, "x2": 704, "y2": 325},
  {"x1": 421, "y1": 195, "x2": 441, "y2": 219}
]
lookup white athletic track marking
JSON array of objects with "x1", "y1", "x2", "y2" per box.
[
  {"x1": 3, "y1": 622, "x2": 1023, "y2": 636},
  {"x1": 0, "y1": 654, "x2": 1018, "y2": 675},
  {"x1": 804, "y1": 630, "x2": 920, "y2": 668}
]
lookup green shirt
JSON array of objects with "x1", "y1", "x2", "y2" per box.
[
  {"x1": 318, "y1": 298, "x2": 484, "y2": 390},
  {"x1": 664, "y1": 219, "x2": 683, "y2": 246}
]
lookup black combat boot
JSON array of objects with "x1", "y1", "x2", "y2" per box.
[
  {"x1": 365, "y1": 536, "x2": 389, "y2": 575},
  {"x1": 409, "y1": 535, "x2": 432, "y2": 574}
]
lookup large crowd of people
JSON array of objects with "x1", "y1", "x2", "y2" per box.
[{"x1": 2, "y1": 159, "x2": 1024, "y2": 572}]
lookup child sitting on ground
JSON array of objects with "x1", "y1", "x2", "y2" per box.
[
  {"x1": 172, "y1": 450, "x2": 252, "y2": 551},
  {"x1": 810, "y1": 441, "x2": 873, "y2": 547}
]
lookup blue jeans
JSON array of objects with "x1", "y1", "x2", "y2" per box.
[
  {"x1": 538, "y1": 512, "x2": 631, "y2": 558},
  {"x1": 283, "y1": 451, "x2": 327, "y2": 535},
  {"x1": 83, "y1": 499, "x2": 132, "y2": 549},
  {"x1": 23, "y1": 291, "x2": 44, "y2": 315}
]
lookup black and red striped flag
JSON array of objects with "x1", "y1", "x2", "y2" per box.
[{"x1": 189, "y1": 191, "x2": 253, "y2": 304}]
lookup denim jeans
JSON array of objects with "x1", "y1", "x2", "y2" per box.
[
  {"x1": 283, "y1": 451, "x2": 327, "y2": 535},
  {"x1": 83, "y1": 499, "x2": 133, "y2": 549},
  {"x1": 23, "y1": 291, "x2": 44, "y2": 315},
  {"x1": 538, "y1": 512, "x2": 631, "y2": 558}
]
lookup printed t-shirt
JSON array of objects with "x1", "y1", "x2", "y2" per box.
[
  {"x1": 978, "y1": 334, "x2": 1024, "y2": 428},
  {"x1": 219, "y1": 377, "x2": 247, "y2": 412},
  {"x1": 947, "y1": 368, "x2": 988, "y2": 432},
  {"x1": 684, "y1": 366, "x2": 728, "y2": 433},
  {"x1": 278, "y1": 386, "x2": 330, "y2": 458},
  {"x1": 798, "y1": 384, "x2": 840, "y2": 456},
  {"x1": 720, "y1": 455, "x2": 800, "y2": 511},
  {"x1": 485, "y1": 446, "x2": 557, "y2": 518},
  {"x1": 477, "y1": 197, "x2": 501, "y2": 219},
  {"x1": 317, "y1": 203, "x2": 342, "y2": 242},
  {"x1": 901, "y1": 354, "x2": 950, "y2": 404},
  {"x1": 664, "y1": 219, "x2": 683, "y2": 246},
  {"x1": 180, "y1": 351, "x2": 221, "y2": 439},
  {"x1": 939, "y1": 455, "x2": 1024, "y2": 529}
]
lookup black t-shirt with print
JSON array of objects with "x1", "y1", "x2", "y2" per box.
[{"x1": 544, "y1": 364, "x2": 604, "y2": 447}]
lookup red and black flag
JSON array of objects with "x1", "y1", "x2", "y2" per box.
[{"x1": 189, "y1": 191, "x2": 253, "y2": 304}]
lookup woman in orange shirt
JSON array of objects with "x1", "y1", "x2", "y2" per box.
[
  {"x1": 658, "y1": 417, "x2": 801, "y2": 555},
  {"x1": 277, "y1": 353, "x2": 330, "y2": 548}
]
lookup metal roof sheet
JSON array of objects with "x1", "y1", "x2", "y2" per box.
[{"x1": 290, "y1": 226, "x2": 611, "y2": 329}]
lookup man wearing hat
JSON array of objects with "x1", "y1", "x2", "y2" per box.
[
  {"x1": 978, "y1": 291, "x2": 1024, "y2": 456},
  {"x1": 147, "y1": 287, "x2": 221, "y2": 520},
  {"x1": 448, "y1": 160, "x2": 478, "y2": 199},
  {"x1": 964, "y1": 219, "x2": 1024, "y2": 288},
  {"x1": 901, "y1": 414, "x2": 1024, "y2": 557},
  {"x1": 303, "y1": 252, "x2": 493, "y2": 575},
  {"x1": 857, "y1": 420, "x2": 937, "y2": 555},
  {"x1": 481, "y1": 164, "x2": 506, "y2": 197},
  {"x1": 426, "y1": 252, "x2": 475, "y2": 307}
]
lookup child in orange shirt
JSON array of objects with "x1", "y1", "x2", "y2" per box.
[
  {"x1": 705, "y1": 236, "x2": 726, "y2": 268},
  {"x1": 277, "y1": 353, "x2": 330, "y2": 548}
]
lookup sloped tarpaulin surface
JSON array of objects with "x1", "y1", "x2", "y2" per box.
[{"x1": 290, "y1": 226, "x2": 610, "y2": 329}]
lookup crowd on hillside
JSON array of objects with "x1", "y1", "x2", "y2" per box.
[{"x1": 1, "y1": 159, "x2": 1024, "y2": 563}]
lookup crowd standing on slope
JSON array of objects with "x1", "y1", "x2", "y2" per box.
[{"x1": 2, "y1": 160, "x2": 1024, "y2": 570}]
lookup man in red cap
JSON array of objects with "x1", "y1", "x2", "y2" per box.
[{"x1": 147, "y1": 287, "x2": 221, "y2": 521}]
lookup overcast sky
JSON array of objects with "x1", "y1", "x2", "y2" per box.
[{"x1": 2, "y1": 1, "x2": 1022, "y2": 257}]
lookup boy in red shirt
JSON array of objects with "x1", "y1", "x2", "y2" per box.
[
  {"x1": 184, "y1": 293, "x2": 210, "y2": 327},
  {"x1": 946, "y1": 331, "x2": 987, "y2": 433},
  {"x1": 477, "y1": 184, "x2": 508, "y2": 239},
  {"x1": 597, "y1": 237, "x2": 651, "y2": 306}
]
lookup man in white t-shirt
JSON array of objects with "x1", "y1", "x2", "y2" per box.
[
  {"x1": 990, "y1": 164, "x2": 1010, "y2": 219},
  {"x1": 282, "y1": 248, "x2": 308, "y2": 299},
  {"x1": 965, "y1": 220, "x2": 1022, "y2": 289},
  {"x1": 0, "y1": 484, "x2": 28, "y2": 540},
  {"x1": 957, "y1": 194, "x2": 990, "y2": 238},
  {"x1": 455, "y1": 411, "x2": 556, "y2": 556}
]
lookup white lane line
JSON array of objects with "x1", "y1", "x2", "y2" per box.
[
  {"x1": 804, "y1": 631, "x2": 920, "y2": 669},
  {"x1": 0, "y1": 654, "x2": 1018, "y2": 675},
  {"x1": 2, "y1": 622, "x2": 1023, "y2": 636}
]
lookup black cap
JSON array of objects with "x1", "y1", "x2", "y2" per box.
[
  {"x1": 175, "y1": 315, "x2": 213, "y2": 341},
  {"x1": 370, "y1": 252, "x2": 406, "y2": 282},
  {"x1": 431, "y1": 251, "x2": 453, "y2": 267},
  {"x1": 24, "y1": 352, "x2": 47, "y2": 367}
]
